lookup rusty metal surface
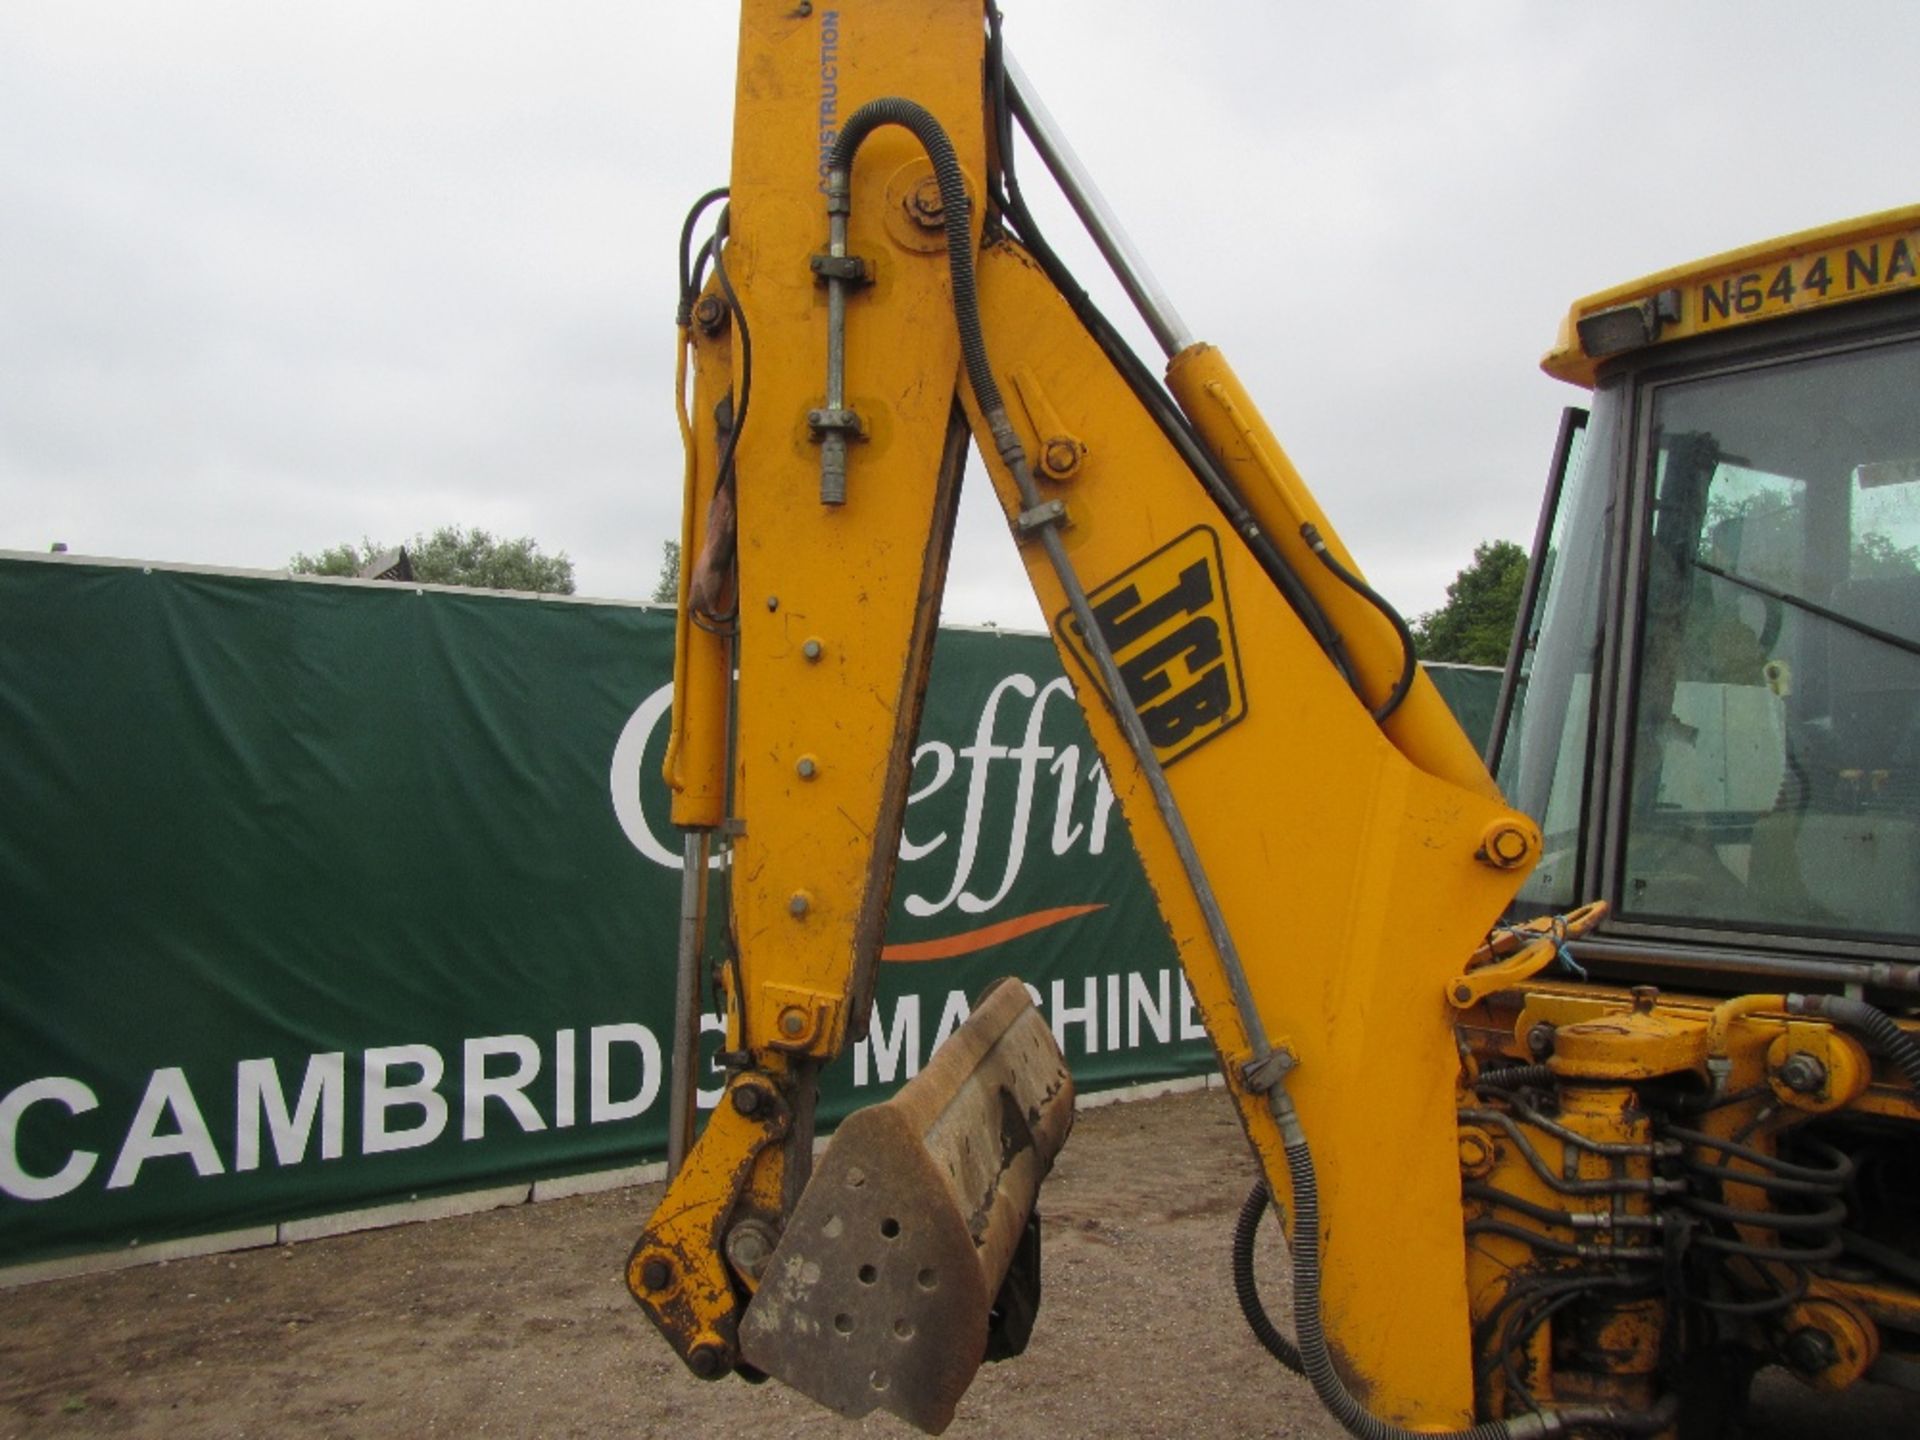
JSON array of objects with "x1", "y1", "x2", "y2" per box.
[
  {"x1": 627, "y1": 1075, "x2": 791, "y2": 1375},
  {"x1": 740, "y1": 978, "x2": 1072, "y2": 1432}
]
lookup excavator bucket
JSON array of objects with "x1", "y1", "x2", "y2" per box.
[{"x1": 740, "y1": 977, "x2": 1073, "y2": 1433}]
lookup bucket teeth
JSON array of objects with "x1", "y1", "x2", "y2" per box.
[{"x1": 740, "y1": 978, "x2": 1074, "y2": 1433}]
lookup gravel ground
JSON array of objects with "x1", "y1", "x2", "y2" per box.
[{"x1": 1, "y1": 1088, "x2": 1911, "y2": 1438}]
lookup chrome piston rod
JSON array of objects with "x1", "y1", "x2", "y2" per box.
[
  {"x1": 1003, "y1": 49, "x2": 1195, "y2": 360},
  {"x1": 665, "y1": 830, "x2": 709, "y2": 1177}
]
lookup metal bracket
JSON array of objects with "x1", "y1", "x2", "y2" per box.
[
  {"x1": 807, "y1": 406, "x2": 865, "y2": 441},
  {"x1": 763, "y1": 984, "x2": 842, "y2": 1055},
  {"x1": 809, "y1": 253, "x2": 872, "y2": 285},
  {"x1": 1015, "y1": 498, "x2": 1067, "y2": 535},
  {"x1": 1241, "y1": 1044, "x2": 1298, "y2": 1094}
]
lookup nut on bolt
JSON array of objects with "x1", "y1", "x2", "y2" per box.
[
  {"x1": 730, "y1": 1084, "x2": 763, "y2": 1116},
  {"x1": 1476, "y1": 820, "x2": 1535, "y2": 871},
  {"x1": 693, "y1": 294, "x2": 728, "y2": 335},
  {"x1": 1776, "y1": 1052, "x2": 1828, "y2": 1095},
  {"x1": 1783, "y1": 1326, "x2": 1839, "y2": 1377},
  {"x1": 1040, "y1": 436, "x2": 1086, "y2": 481},
  {"x1": 639, "y1": 1256, "x2": 673, "y2": 1293},
  {"x1": 725, "y1": 1219, "x2": 779, "y2": 1283},
  {"x1": 905, "y1": 175, "x2": 945, "y2": 229},
  {"x1": 1458, "y1": 1127, "x2": 1496, "y2": 1179}
]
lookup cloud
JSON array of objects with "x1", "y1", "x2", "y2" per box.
[{"x1": 2, "y1": 1, "x2": 1911, "y2": 619}]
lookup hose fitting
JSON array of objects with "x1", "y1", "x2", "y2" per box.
[{"x1": 1785, "y1": 993, "x2": 1920, "y2": 1090}]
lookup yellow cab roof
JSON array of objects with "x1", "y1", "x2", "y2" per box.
[{"x1": 1542, "y1": 203, "x2": 1920, "y2": 388}]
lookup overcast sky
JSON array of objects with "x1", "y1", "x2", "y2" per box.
[{"x1": 3, "y1": 2, "x2": 1913, "y2": 628}]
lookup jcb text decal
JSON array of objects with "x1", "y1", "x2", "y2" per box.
[{"x1": 1057, "y1": 527, "x2": 1245, "y2": 767}]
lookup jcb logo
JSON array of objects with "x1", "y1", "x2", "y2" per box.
[{"x1": 1058, "y1": 527, "x2": 1245, "y2": 767}]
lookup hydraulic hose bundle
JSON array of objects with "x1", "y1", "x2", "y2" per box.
[
  {"x1": 1667, "y1": 1127, "x2": 1851, "y2": 1314},
  {"x1": 1238, "y1": 993, "x2": 1913, "y2": 1435},
  {"x1": 1233, "y1": 1124, "x2": 1659, "y2": 1440}
]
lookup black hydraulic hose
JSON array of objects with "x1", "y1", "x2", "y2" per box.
[
  {"x1": 1464, "y1": 1217, "x2": 1661, "y2": 1263},
  {"x1": 1673, "y1": 1081, "x2": 1770, "y2": 1114},
  {"x1": 1460, "y1": 1109, "x2": 1680, "y2": 1196},
  {"x1": 1300, "y1": 522, "x2": 1418, "y2": 722},
  {"x1": 1232, "y1": 1181, "x2": 1304, "y2": 1374},
  {"x1": 1785, "y1": 993, "x2": 1920, "y2": 1091},
  {"x1": 687, "y1": 207, "x2": 748, "y2": 637},
  {"x1": 689, "y1": 235, "x2": 716, "y2": 306},
  {"x1": 707, "y1": 207, "x2": 751, "y2": 494},
  {"x1": 1841, "y1": 1227, "x2": 1920, "y2": 1288},
  {"x1": 1664, "y1": 1126, "x2": 1855, "y2": 1184},
  {"x1": 1690, "y1": 1231, "x2": 1844, "y2": 1263},
  {"x1": 829, "y1": 100, "x2": 1004, "y2": 423},
  {"x1": 1462, "y1": 1182, "x2": 1664, "y2": 1234},
  {"x1": 677, "y1": 185, "x2": 730, "y2": 323},
  {"x1": 1682, "y1": 1194, "x2": 1846, "y2": 1232},
  {"x1": 1496, "y1": 1091, "x2": 1679, "y2": 1159},
  {"x1": 1689, "y1": 1268, "x2": 1810, "y2": 1316},
  {"x1": 1680, "y1": 1155, "x2": 1847, "y2": 1197}
]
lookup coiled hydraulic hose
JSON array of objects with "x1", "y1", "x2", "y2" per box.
[{"x1": 1665, "y1": 1125, "x2": 1851, "y2": 1308}]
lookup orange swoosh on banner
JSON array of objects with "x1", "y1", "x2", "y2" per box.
[{"x1": 881, "y1": 903, "x2": 1107, "y2": 962}]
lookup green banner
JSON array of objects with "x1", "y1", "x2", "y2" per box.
[
  {"x1": 1, "y1": 557, "x2": 1501, "y2": 1269},
  {"x1": 0, "y1": 558, "x2": 1206, "y2": 1268},
  {"x1": 1422, "y1": 661, "x2": 1503, "y2": 759}
]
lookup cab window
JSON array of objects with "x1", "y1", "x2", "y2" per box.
[{"x1": 1619, "y1": 336, "x2": 1920, "y2": 943}]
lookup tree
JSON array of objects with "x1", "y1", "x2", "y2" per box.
[
  {"x1": 1411, "y1": 539, "x2": 1528, "y2": 666},
  {"x1": 290, "y1": 527, "x2": 575, "y2": 595},
  {"x1": 1853, "y1": 529, "x2": 1920, "y2": 578},
  {"x1": 288, "y1": 540, "x2": 379, "y2": 578},
  {"x1": 652, "y1": 540, "x2": 681, "y2": 605}
]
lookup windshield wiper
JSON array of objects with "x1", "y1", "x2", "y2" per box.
[{"x1": 1695, "y1": 557, "x2": 1920, "y2": 661}]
